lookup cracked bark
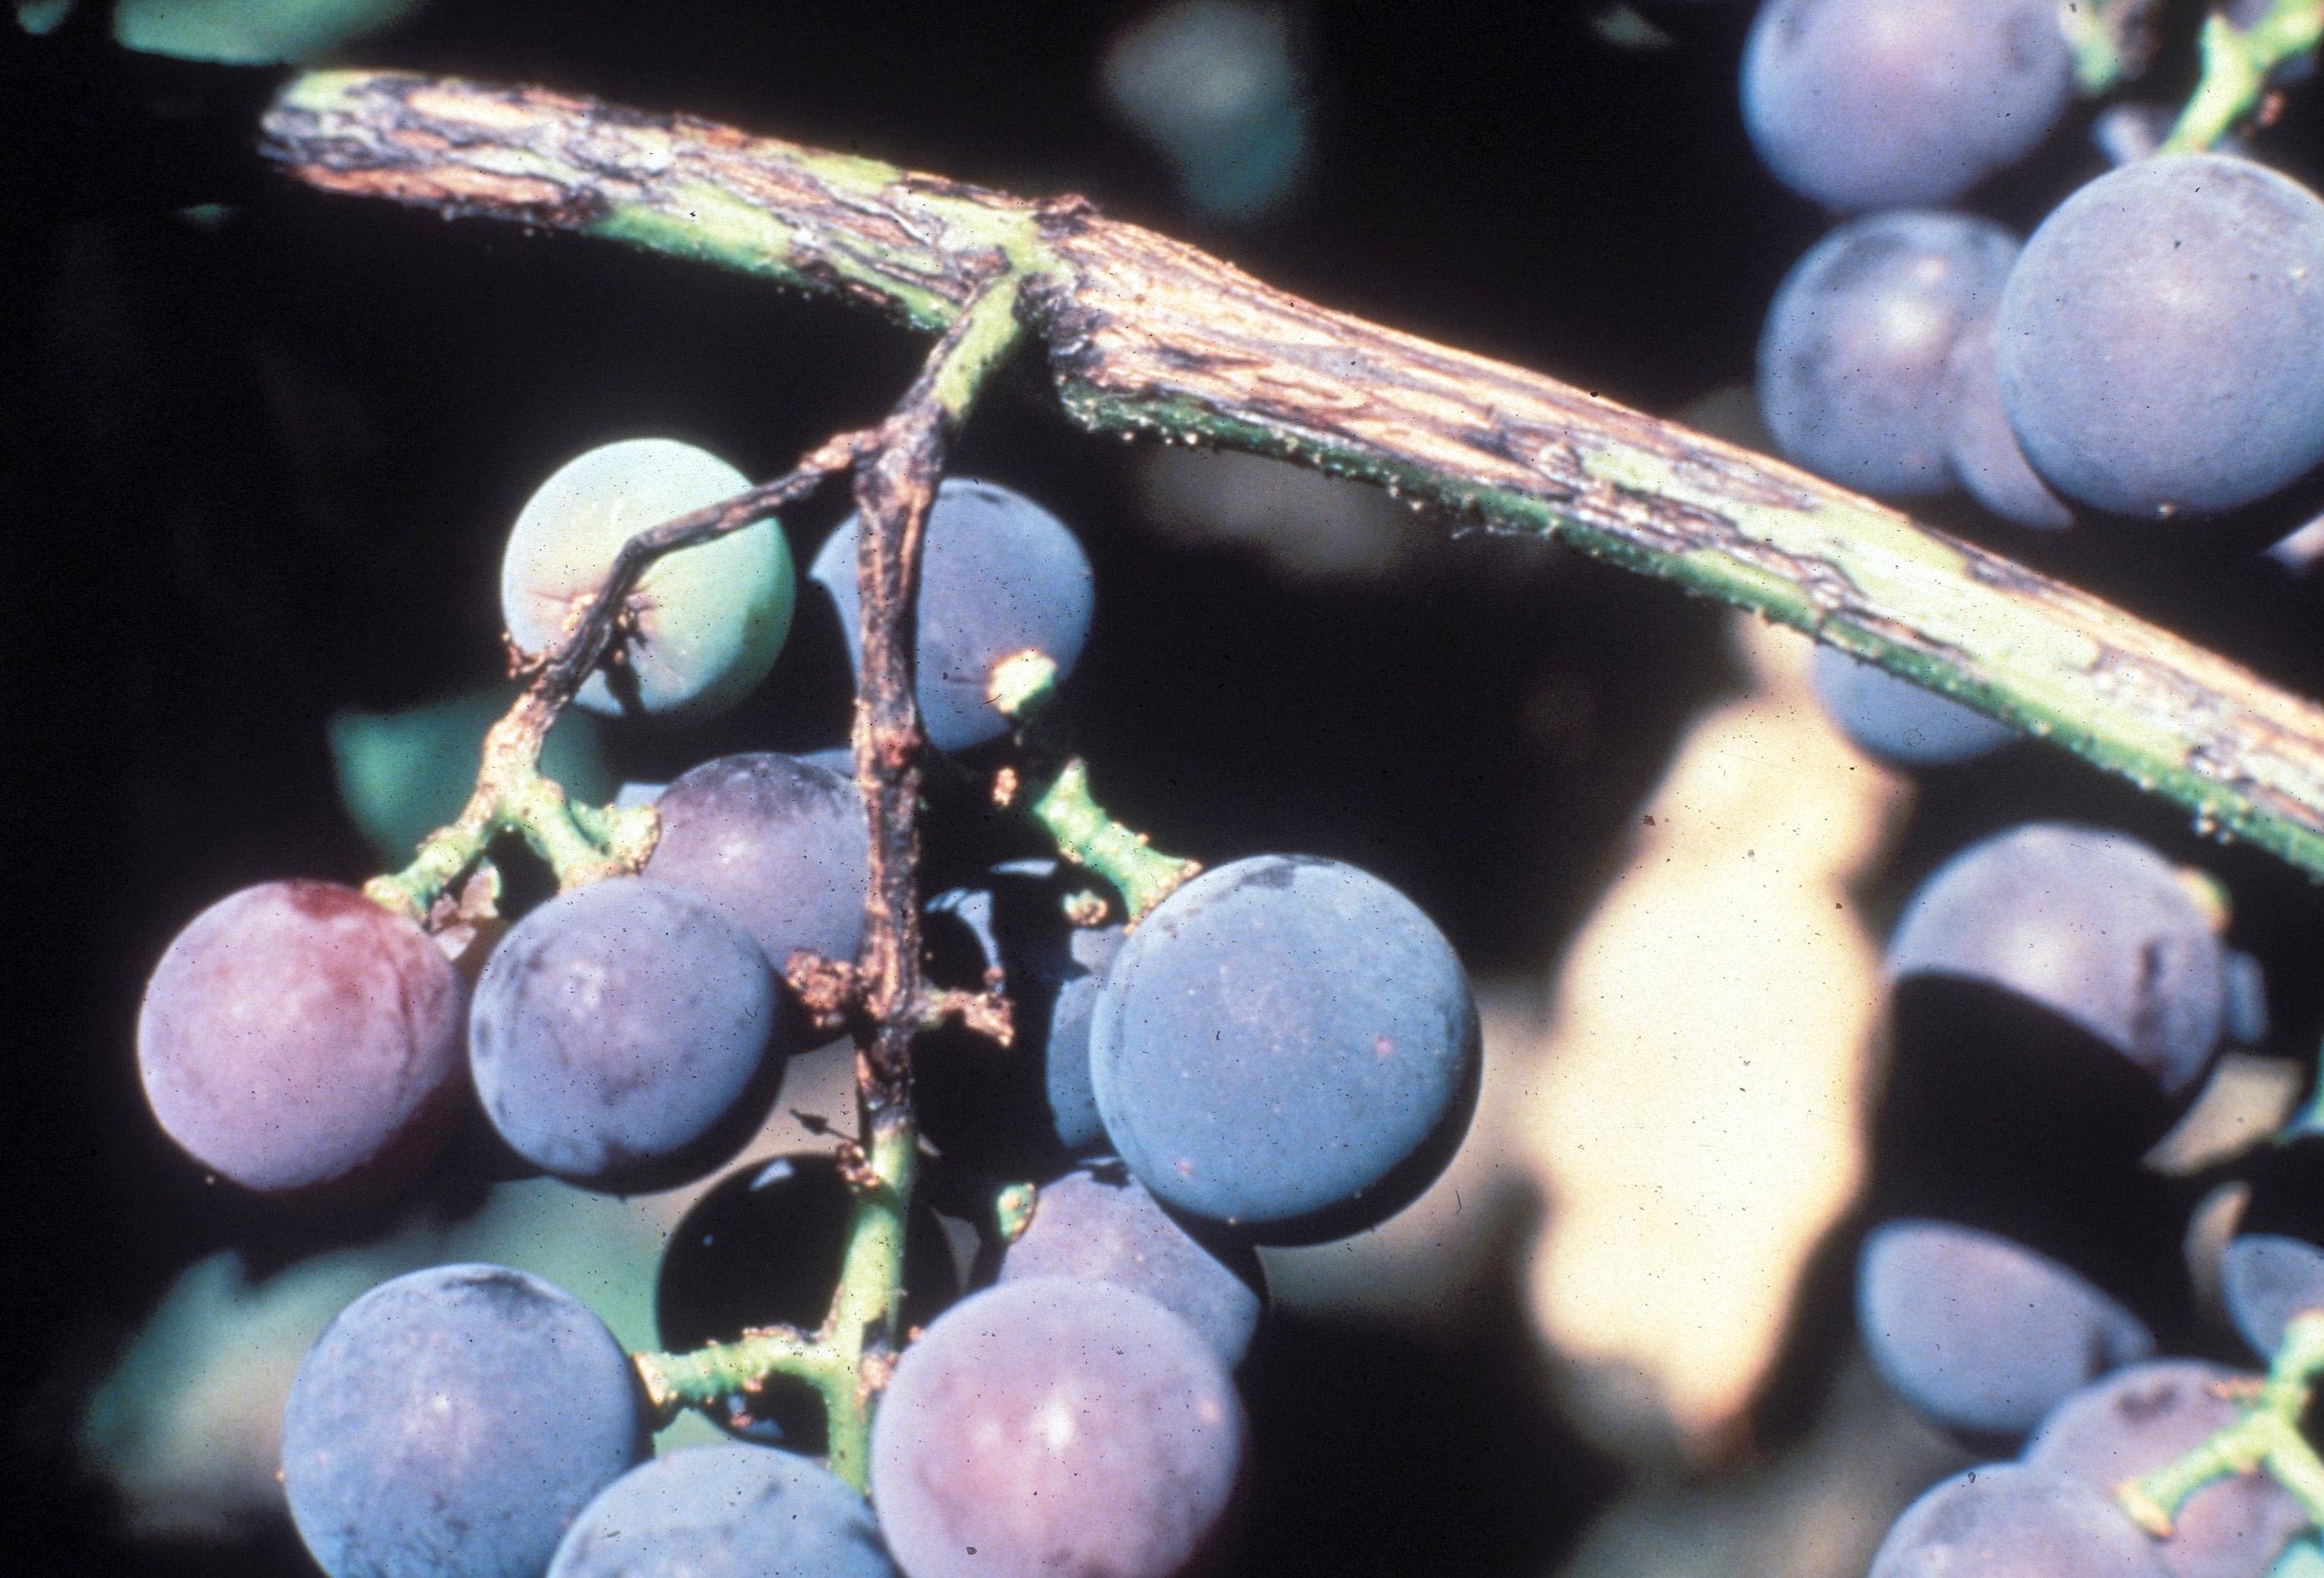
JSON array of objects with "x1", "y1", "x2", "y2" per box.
[{"x1": 261, "y1": 69, "x2": 2324, "y2": 879}]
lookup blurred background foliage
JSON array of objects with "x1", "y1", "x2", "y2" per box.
[{"x1": 13, "y1": 3, "x2": 2324, "y2": 1575}]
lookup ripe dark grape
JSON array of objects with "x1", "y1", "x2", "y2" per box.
[
  {"x1": 281, "y1": 1263, "x2": 651, "y2": 1578},
  {"x1": 2222, "y1": 1234, "x2": 2324, "y2": 1360},
  {"x1": 1757, "y1": 211, "x2": 2019, "y2": 496},
  {"x1": 1996, "y1": 156, "x2": 2324, "y2": 519},
  {"x1": 642, "y1": 752, "x2": 870, "y2": 976},
  {"x1": 468, "y1": 877, "x2": 782, "y2": 1190},
  {"x1": 2029, "y1": 1360, "x2": 2306, "y2": 1578},
  {"x1": 1089, "y1": 854, "x2": 1479, "y2": 1240},
  {"x1": 1857, "y1": 1219, "x2": 2154, "y2": 1441},
  {"x1": 548, "y1": 1444, "x2": 896, "y2": 1578},
  {"x1": 1887, "y1": 822, "x2": 2229, "y2": 1100},
  {"x1": 917, "y1": 860, "x2": 1124, "y2": 1166},
  {"x1": 997, "y1": 1165, "x2": 1266, "y2": 1365},
  {"x1": 811, "y1": 478, "x2": 1095, "y2": 753},
  {"x1": 653, "y1": 1153, "x2": 960, "y2": 1448},
  {"x1": 500, "y1": 438, "x2": 796, "y2": 720},
  {"x1": 1868, "y1": 1463, "x2": 2175, "y2": 1578},
  {"x1": 137, "y1": 880, "x2": 467, "y2": 1196},
  {"x1": 1944, "y1": 310, "x2": 2076, "y2": 531},
  {"x1": 1741, "y1": 0, "x2": 2074, "y2": 213},
  {"x1": 868, "y1": 1278, "x2": 1246, "y2": 1578},
  {"x1": 1810, "y1": 645, "x2": 2017, "y2": 766}
]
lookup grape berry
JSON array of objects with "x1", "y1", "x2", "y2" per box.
[
  {"x1": 137, "y1": 879, "x2": 468, "y2": 1198},
  {"x1": 281, "y1": 1264, "x2": 652, "y2": 1578}
]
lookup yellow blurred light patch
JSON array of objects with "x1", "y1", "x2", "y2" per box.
[{"x1": 1516, "y1": 612, "x2": 1907, "y2": 1462}]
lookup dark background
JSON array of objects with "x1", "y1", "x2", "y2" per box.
[{"x1": 13, "y1": 3, "x2": 2324, "y2": 1574}]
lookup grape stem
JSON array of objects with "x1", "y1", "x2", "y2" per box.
[
  {"x1": 632, "y1": 274, "x2": 1027, "y2": 1491},
  {"x1": 2117, "y1": 1310, "x2": 2324, "y2": 1534},
  {"x1": 989, "y1": 650, "x2": 1201, "y2": 925},
  {"x1": 2162, "y1": 0, "x2": 2323, "y2": 154},
  {"x1": 362, "y1": 437, "x2": 863, "y2": 921},
  {"x1": 264, "y1": 70, "x2": 2324, "y2": 885}
]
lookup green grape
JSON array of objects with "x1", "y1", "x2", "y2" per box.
[{"x1": 500, "y1": 438, "x2": 795, "y2": 721}]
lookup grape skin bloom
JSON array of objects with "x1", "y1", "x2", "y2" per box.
[
  {"x1": 997, "y1": 1165, "x2": 1266, "y2": 1365},
  {"x1": 501, "y1": 438, "x2": 795, "y2": 719},
  {"x1": 137, "y1": 879, "x2": 467, "y2": 1196},
  {"x1": 548, "y1": 1444, "x2": 897, "y2": 1578},
  {"x1": 642, "y1": 751, "x2": 871, "y2": 977},
  {"x1": 468, "y1": 877, "x2": 781, "y2": 1189},
  {"x1": 1943, "y1": 309, "x2": 2076, "y2": 531},
  {"x1": 281, "y1": 1264, "x2": 651, "y2": 1578},
  {"x1": 1868, "y1": 1463, "x2": 2174, "y2": 1578},
  {"x1": 1997, "y1": 156, "x2": 2324, "y2": 519},
  {"x1": 1757, "y1": 211, "x2": 2019, "y2": 497},
  {"x1": 812, "y1": 478, "x2": 1095, "y2": 753},
  {"x1": 868, "y1": 1278, "x2": 1246, "y2": 1578},
  {"x1": 1741, "y1": 0, "x2": 2075, "y2": 213},
  {"x1": 1886, "y1": 822, "x2": 2229, "y2": 1100},
  {"x1": 1090, "y1": 854, "x2": 1479, "y2": 1240},
  {"x1": 2028, "y1": 1359, "x2": 2306, "y2": 1578},
  {"x1": 1857, "y1": 1219, "x2": 2154, "y2": 1442}
]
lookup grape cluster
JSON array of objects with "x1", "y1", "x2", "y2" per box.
[
  {"x1": 1745, "y1": 6, "x2": 2324, "y2": 532},
  {"x1": 1737, "y1": 10, "x2": 2324, "y2": 1565},
  {"x1": 140, "y1": 448, "x2": 1479, "y2": 1576},
  {"x1": 1850, "y1": 812, "x2": 2306, "y2": 1570},
  {"x1": 112, "y1": 7, "x2": 2324, "y2": 1572}
]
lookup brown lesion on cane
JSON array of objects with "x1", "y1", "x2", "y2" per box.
[
  {"x1": 267, "y1": 69, "x2": 2324, "y2": 879},
  {"x1": 1043, "y1": 212, "x2": 1832, "y2": 539}
]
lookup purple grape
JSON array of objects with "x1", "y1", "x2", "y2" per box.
[
  {"x1": 642, "y1": 752, "x2": 869, "y2": 976},
  {"x1": 1857, "y1": 1219, "x2": 2154, "y2": 1441},
  {"x1": 1090, "y1": 854, "x2": 1479, "y2": 1241},
  {"x1": 468, "y1": 877, "x2": 781, "y2": 1190},
  {"x1": 1742, "y1": 0, "x2": 2074, "y2": 213},
  {"x1": 2222, "y1": 1234, "x2": 2324, "y2": 1360},
  {"x1": 868, "y1": 1278, "x2": 1246, "y2": 1578},
  {"x1": 1757, "y1": 211, "x2": 2019, "y2": 496},
  {"x1": 1810, "y1": 645, "x2": 2018, "y2": 766},
  {"x1": 548, "y1": 1444, "x2": 896, "y2": 1578},
  {"x1": 1945, "y1": 310, "x2": 2076, "y2": 530},
  {"x1": 281, "y1": 1264, "x2": 651, "y2": 1578},
  {"x1": 811, "y1": 478, "x2": 1095, "y2": 753},
  {"x1": 1996, "y1": 156, "x2": 2324, "y2": 518},
  {"x1": 1887, "y1": 823, "x2": 2230, "y2": 1100},
  {"x1": 2029, "y1": 1360, "x2": 2306, "y2": 1578},
  {"x1": 1869, "y1": 1463, "x2": 2175, "y2": 1578},
  {"x1": 997, "y1": 1165, "x2": 1266, "y2": 1365},
  {"x1": 137, "y1": 879, "x2": 467, "y2": 1196}
]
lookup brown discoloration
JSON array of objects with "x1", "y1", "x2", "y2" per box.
[
  {"x1": 785, "y1": 951, "x2": 862, "y2": 1032},
  {"x1": 922, "y1": 988, "x2": 1015, "y2": 1048},
  {"x1": 1037, "y1": 214, "x2": 1824, "y2": 526}
]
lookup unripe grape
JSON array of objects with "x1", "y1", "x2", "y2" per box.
[{"x1": 501, "y1": 438, "x2": 795, "y2": 720}]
